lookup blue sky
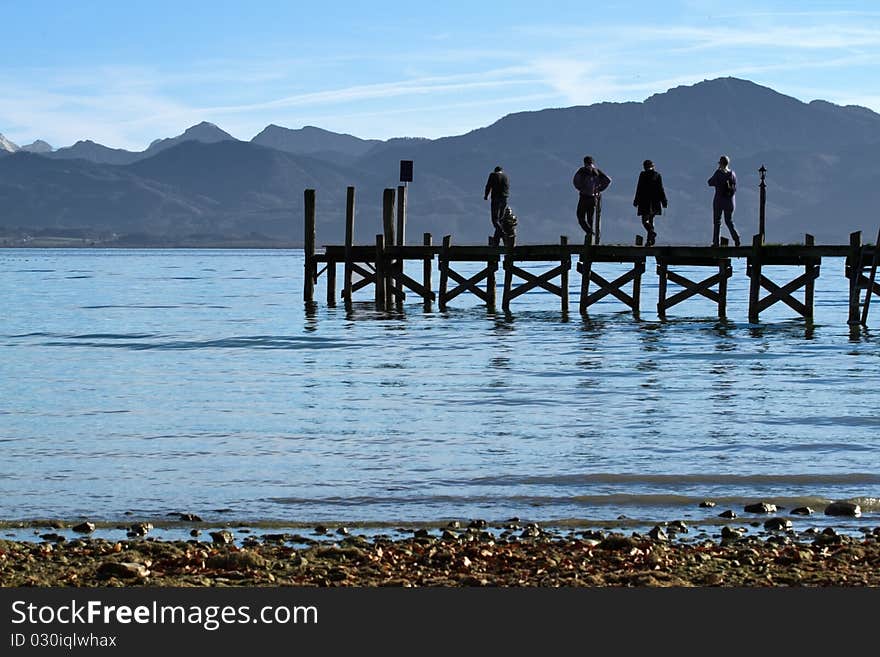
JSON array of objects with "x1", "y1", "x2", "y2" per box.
[{"x1": 2, "y1": 0, "x2": 878, "y2": 149}]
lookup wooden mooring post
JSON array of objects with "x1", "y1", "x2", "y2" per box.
[
  {"x1": 747, "y1": 233, "x2": 820, "y2": 323},
  {"x1": 303, "y1": 188, "x2": 316, "y2": 304}
]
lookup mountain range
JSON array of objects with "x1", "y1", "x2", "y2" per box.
[{"x1": 2, "y1": 77, "x2": 879, "y2": 247}]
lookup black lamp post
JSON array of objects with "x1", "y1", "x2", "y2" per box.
[{"x1": 758, "y1": 165, "x2": 767, "y2": 244}]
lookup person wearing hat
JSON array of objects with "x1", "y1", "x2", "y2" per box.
[
  {"x1": 708, "y1": 155, "x2": 741, "y2": 247},
  {"x1": 632, "y1": 159, "x2": 668, "y2": 247}
]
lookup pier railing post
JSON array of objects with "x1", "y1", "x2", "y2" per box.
[
  {"x1": 343, "y1": 186, "x2": 355, "y2": 308},
  {"x1": 303, "y1": 189, "x2": 316, "y2": 304},
  {"x1": 759, "y1": 165, "x2": 767, "y2": 244},
  {"x1": 396, "y1": 185, "x2": 407, "y2": 305},
  {"x1": 578, "y1": 234, "x2": 592, "y2": 314}
]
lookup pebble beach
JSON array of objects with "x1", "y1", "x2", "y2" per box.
[{"x1": 2, "y1": 508, "x2": 878, "y2": 587}]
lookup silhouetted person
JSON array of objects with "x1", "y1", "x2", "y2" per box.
[
  {"x1": 633, "y1": 159, "x2": 668, "y2": 247},
  {"x1": 484, "y1": 165, "x2": 510, "y2": 246},
  {"x1": 708, "y1": 155, "x2": 740, "y2": 247},
  {"x1": 573, "y1": 155, "x2": 611, "y2": 244}
]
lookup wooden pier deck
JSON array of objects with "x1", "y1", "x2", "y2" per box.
[{"x1": 302, "y1": 187, "x2": 880, "y2": 325}]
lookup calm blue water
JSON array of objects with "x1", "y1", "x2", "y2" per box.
[{"x1": 1, "y1": 248, "x2": 878, "y2": 536}]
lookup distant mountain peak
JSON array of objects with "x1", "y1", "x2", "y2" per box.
[
  {"x1": 20, "y1": 139, "x2": 53, "y2": 153},
  {"x1": 0, "y1": 132, "x2": 19, "y2": 152}
]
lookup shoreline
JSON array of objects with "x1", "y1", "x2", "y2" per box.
[{"x1": 3, "y1": 515, "x2": 878, "y2": 587}]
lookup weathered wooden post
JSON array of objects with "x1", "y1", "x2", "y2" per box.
[
  {"x1": 303, "y1": 189, "x2": 316, "y2": 303},
  {"x1": 486, "y1": 236, "x2": 497, "y2": 307},
  {"x1": 439, "y1": 235, "x2": 451, "y2": 311},
  {"x1": 423, "y1": 233, "x2": 433, "y2": 310},
  {"x1": 343, "y1": 186, "x2": 355, "y2": 308},
  {"x1": 718, "y1": 258, "x2": 729, "y2": 319},
  {"x1": 375, "y1": 233, "x2": 386, "y2": 308},
  {"x1": 395, "y1": 185, "x2": 407, "y2": 304},
  {"x1": 560, "y1": 236, "x2": 569, "y2": 314},
  {"x1": 501, "y1": 241, "x2": 514, "y2": 311},
  {"x1": 578, "y1": 234, "x2": 592, "y2": 314},
  {"x1": 382, "y1": 188, "x2": 396, "y2": 306},
  {"x1": 748, "y1": 233, "x2": 763, "y2": 323},
  {"x1": 759, "y1": 165, "x2": 767, "y2": 245},
  {"x1": 847, "y1": 231, "x2": 863, "y2": 325},
  {"x1": 326, "y1": 258, "x2": 336, "y2": 307},
  {"x1": 804, "y1": 234, "x2": 816, "y2": 318}
]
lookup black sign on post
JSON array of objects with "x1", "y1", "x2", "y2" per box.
[{"x1": 399, "y1": 160, "x2": 413, "y2": 183}]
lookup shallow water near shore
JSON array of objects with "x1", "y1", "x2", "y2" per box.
[{"x1": 1, "y1": 248, "x2": 878, "y2": 536}]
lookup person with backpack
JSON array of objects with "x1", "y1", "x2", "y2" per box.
[
  {"x1": 484, "y1": 165, "x2": 510, "y2": 246},
  {"x1": 632, "y1": 159, "x2": 668, "y2": 247},
  {"x1": 573, "y1": 155, "x2": 612, "y2": 243},
  {"x1": 708, "y1": 154, "x2": 741, "y2": 247}
]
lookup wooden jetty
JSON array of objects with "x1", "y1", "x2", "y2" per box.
[{"x1": 303, "y1": 187, "x2": 879, "y2": 326}]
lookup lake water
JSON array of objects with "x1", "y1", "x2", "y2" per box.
[{"x1": 1, "y1": 248, "x2": 878, "y2": 539}]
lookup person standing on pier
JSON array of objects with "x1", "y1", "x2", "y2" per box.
[
  {"x1": 484, "y1": 165, "x2": 510, "y2": 246},
  {"x1": 633, "y1": 159, "x2": 667, "y2": 247},
  {"x1": 573, "y1": 155, "x2": 612, "y2": 244},
  {"x1": 708, "y1": 155, "x2": 741, "y2": 247}
]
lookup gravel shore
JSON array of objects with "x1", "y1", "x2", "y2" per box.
[{"x1": 3, "y1": 520, "x2": 879, "y2": 587}]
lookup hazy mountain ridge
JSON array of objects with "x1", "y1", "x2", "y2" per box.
[{"x1": 2, "y1": 77, "x2": 880, "y2": 246}]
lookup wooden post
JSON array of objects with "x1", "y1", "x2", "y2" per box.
[
  {"x1": 439, "y1": 235, "x2": 450, "y2": 311},
  {"x1": 560, "y1": 235, "x2": 569, "y2": 314},
  {"x1": 718, "y1": 259, "x2": 729, "y2": 319},
  {"x1": 423, "y1": 233, "x2": 433, "y2": 309},
  {"x1": 396, "y1": 185, "x2": 407, "y2": 304},
  {"x1": 382, "y1": 189, "x2": 396, "y2": 305},
  {"x1": 486, "y1": 236, "x2": 497, "y2": 308},
  {"x1": 657, "y1": 261, "x2": 667, "y2": 319},
  {"x1": 748, "y1": 233, "x2": 762, "y2": 323},
  {"x1": 375, "y1": 233, "x2": 386, "y2": 308},
  {"x1": 804, "y1": 234, "x2": 816, "y2": 319},
  {"x1": 578, "y1": 234, "x2": 592, "y2": 314},
  {"x1": 502, "y1": 242, "x2": 514, "y2": 311},
  {"x1": 343, "y1": 186, "x2": 355, "y2": 307},
  {"x1": 326, "y1": 260, "x2": 336, "y2": 307},
  {"x1": 847, "y1": 231, "x2": 862, "y2": 325},
  {"x1": 303, "y1": 189, "x2": 316, "y2": 303}
]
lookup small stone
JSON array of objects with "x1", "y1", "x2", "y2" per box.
[
  {"x1": 764, "y1": 518, "x2": 792, "y2": 531},
  {"x1": 190, "y1": 529, "x2": 201, "y2": 537},
  {"x1": 744, "y1": 502, "x2": 777, "y2": 514},
  {"x1": 667, "y1": 520, "x2": 688, "y2": 534},
  {"x1": 336, "y1": 527, "x2": 350, "y2": 536},
  {"x1": 598, "y1": 534, "x2": 637, "y2": 551},
  {"x1": 179, "y1": 513, "x2": 203, "y2": 522},
  {"x1": 97, "y1": 561, "x2": 149, "y2": 580},
  {"x1": 824, "y1": 502, "x2": 861, "y2": 517},
  {"x1": 209, "y1": 530, "x2": 234, "y2": 545},
  {"x1": 72, "y1": 522, "x2": 96, "y2": 534},
  {"x1": 441, "y1": 530, "x2": 459, "y2": 541},
  {"x1": 721, "y1": 526, "x2": 745, "y2": 540},
  {"x1": 468, "y1": 519, "x2": 487, "y2": 529},
  {"x1": 40, "y1": 533, "x2": 66, "y2": 543},
  {"x1": 718, "y1": 510, "x2": 737, "y2": 519},
  {"x1": 520, "y1": 526, "x2": 541, "y2": 538},
  {"x1": 648, "y1": 526, "x2": 668, "y2": 542},
  {"x1": 414, "y1": 528, "x2": 431, "y2": 539},
  {"x1": 791, "y1": 507, "x2": 814, "y2": 516},
  {"x1": 506, "y1": 517, "x2": 520, "y2": 523},
  {"x1": 699, "y1": 501, "x2": 716, "y2": 508},
  {"x1": 127, "y1": 522, "x2": 153, "y2": 537},
  {"x1": 314, "y1": 525, "x2": 328, "y2": 535},
  {"x1": 447, "y1": 520, "x2": 461, "y2": 529}
]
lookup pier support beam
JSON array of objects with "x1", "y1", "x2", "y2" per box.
[
  {"x1": 747, "y1": 233, "x2": 820, "y2": 323},
  {"x1": 438, "y1": 236, "x2": 499, "y2": 310},
  {"x1": 576, "y1": 239, "x2": 645, "y2": 316},
  {"x1": 303, "y1": 189, "x2": 316, "y2": 304},
  {"x1": 656, "y1": 254, "x2": 733, "y2": 319},
  {"x1": 502, "y1": 236, "x2": 571, "y2": 312}
]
